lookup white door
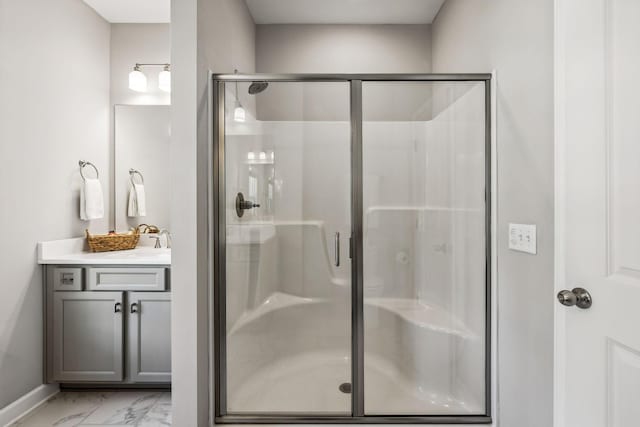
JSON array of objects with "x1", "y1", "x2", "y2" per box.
[{"x1": 555, "y1": 0, "x2": 640, "y2": 426}]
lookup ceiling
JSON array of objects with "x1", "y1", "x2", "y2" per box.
[
  {"x1": 82, "y1": 0, "x2": 445, "y2": 25},
  {"x1": 245, "y1": 0, "x2": 446, "y2": 24},
  {"x1": 83, "y1": 0, "x2": 170, "y2": 23}
]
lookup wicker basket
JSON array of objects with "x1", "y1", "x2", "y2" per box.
[{"x1": 85, "y1": 229, "x2": 140, "y2": 252}]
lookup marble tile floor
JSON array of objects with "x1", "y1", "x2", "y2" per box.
[{"x1": 9, "y1": 390, "x2": 171, "y2": 427}]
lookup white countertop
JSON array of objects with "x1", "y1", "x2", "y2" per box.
[{"x1": 38, "y1": 237, "x2": 171, "y2": 265}]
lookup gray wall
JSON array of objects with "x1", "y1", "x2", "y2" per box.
[
  {"x1": 0, "y1": 0, "x2": 110, "y2": 410},
  {"x1": 171, "y1": 0, "x2": 255, "y2": 424},
  {"x1": 256, "y1": 24, "x2": 431, "y2": 73},
  {"x1": 254, "y1": 24, "x2": 432, "y2": 121},
  {"x1": 432, "y1": 1, "x2": 554, "y2": 426}
]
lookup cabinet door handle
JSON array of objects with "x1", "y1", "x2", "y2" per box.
[
  {"x1": 114, "y1": 302, "x2": 122, "y2": 313},
  {"x1": 130, "y1": 302, "x2": 139, "y2": 313},
  {"x1": 335, "y1": 232, "x2": 340, "y2": 267}
]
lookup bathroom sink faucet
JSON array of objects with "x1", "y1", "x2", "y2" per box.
[
  {"x1": 159, "y1": 229, "x2": 172, "y2": 249},
  {"x1": 149, "y1": 235, "x2": 162, "y2": 248}
]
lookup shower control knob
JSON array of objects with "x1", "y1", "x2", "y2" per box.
[
  {"x1": 235, "y1": 192, "x2": 260, "y2": 218},
  {"x1": 241, "y1": 201, "x2": 260, "y2": 209},
  {"x1": 557, "y1": 287, "x2": 592, "y2": 309}
]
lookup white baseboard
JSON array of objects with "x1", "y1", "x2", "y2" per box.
[{"x1": 0, "y1": 384, "x2": 59, "y2": 427}]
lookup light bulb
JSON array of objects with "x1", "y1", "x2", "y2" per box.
[
  {"x1": 247, "y1": 152, "x2": 255, "y2": 160},
  {"x1": 234, "y1": 105, "x2": 246, "y2": 122},
  {"x1": 158, "y1": 67, "x2": 171, "y2": 92},
  {"x1": 129, "y1": 66, "x2": 147, "y2": 92}
]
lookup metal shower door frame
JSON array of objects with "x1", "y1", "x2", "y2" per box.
[{"x1": 212, "y1": 73, "x2": 492, "y2": 424}]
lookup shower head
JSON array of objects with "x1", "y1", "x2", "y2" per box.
[{"x1": 248, "y1": 81, "x2": 269, "y2": 94}]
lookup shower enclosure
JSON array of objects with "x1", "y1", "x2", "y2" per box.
[{"x1": 212, "y1": 74, "x2": 491, "y2": 424}]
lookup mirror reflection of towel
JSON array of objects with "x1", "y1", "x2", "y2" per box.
[
  {"x1": 127, "y1": 183, "x2": 147, "y2": 217},
  {"x1": 80, "y1": 178, "x2": 104, "y2": 220}
]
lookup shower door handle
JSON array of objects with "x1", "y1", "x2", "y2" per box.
[{"x1": 334, "y1": 232, "x2": 340, "y2": 267}]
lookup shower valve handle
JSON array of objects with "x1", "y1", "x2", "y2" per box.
[
  {"x1": 240, "y1": 200, "x2": 260, "y2": 209},
  {"x1": 235, "y1": 192, "x2": 260, "y2": 217}
]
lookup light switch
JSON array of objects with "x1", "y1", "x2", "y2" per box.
[{"x1": 508, "y1": 223, "x2": 537, "y2": 254}]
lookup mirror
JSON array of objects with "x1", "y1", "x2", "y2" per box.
[{"x1": 114, "y1": 105, "x2": 171, "y2": 231}]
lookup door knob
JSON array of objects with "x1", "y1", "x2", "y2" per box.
[
  {"x1": 557, "y1": 287, "x2": 592, "y2": 309},
  {"x1": 235, "y1": 192, "x2": 260, "y2": 218}
]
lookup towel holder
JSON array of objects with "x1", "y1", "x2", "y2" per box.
[
  {"x1": 79, "y1": 160, "x2": 99, "y2": 180},
  {"x1": 129, "y1": 168, "x2": 144, "y2": 185}
]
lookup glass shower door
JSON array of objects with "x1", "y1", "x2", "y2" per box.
[
  {"x1": 219, "y1": 80, "x2": 352, "y2": 415},
  {"x1": 214, "y1": 74, "x2": 492, "y2": 422},
  {"x1": 361, "y1": 81, "x2": 488, "y2": 415}
]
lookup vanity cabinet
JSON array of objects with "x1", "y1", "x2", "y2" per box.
[{"x1": 45, "y1": 265, "x2": 171, "y2": 385}]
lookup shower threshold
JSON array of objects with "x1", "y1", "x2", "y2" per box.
[
  {"x1": 216, "y1": 415, "x2": 492, "y2": 424},
  {"x1": 221, "y1": 351, "x2": 489, "y2": 424}
]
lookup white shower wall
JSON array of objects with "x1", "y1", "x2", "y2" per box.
[
  {"x1": 426, "y1": 83, "x2": 487, "y2": 405},
  {"x1": 362, "y1": 84, "x2": 485, "y2": 321},
  {"x1": 419, "y1": 83, "x2": 486, "y2": 332},
  {"x1": 362, "y1": 82, "x2": 486, "y2": 410},
  {"x1": 223, "y1": 81, "x2": 487, "y2": 413}
]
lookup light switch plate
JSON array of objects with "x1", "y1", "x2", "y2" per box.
[{"x1": 509, "y1": 223, "x2": 537, "y2": 254}]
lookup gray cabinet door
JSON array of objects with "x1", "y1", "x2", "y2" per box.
[
  {"x1": 52, "y1": 291, "x2": 124, "y2": 382},
  {"x1": 128, "y1": 292, "x2": 171, "y2": 382}
]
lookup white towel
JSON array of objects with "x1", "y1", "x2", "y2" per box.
[
  {"x1": 127, "y1": 183, "x2": 147, "y2": 217},
  {"x1": 80, "y1": 178, "x2": 104, "y2": 220}
]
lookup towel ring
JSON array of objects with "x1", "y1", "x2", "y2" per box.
[
  {"x1": 129, "y1": 169, "x2": 144, "y2": 185},
  {"x1": 79, "y1": 160, "x2": 99, "y2": 180}
]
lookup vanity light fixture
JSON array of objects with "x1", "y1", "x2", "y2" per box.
[
  {"x1": 158, "y1": 65, "x2": 171, "y2": 92},
  {"x1": 233, "y1": 69, "x2": 246, "y2": 122},
  {"x1": 128, "y1": 63, "x2": 171, "y2": 93},
  {"x1": 129, "y1": 64, "x2": 147, "y2": 92}
]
